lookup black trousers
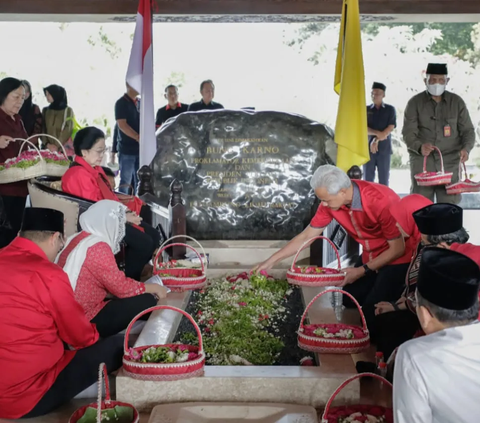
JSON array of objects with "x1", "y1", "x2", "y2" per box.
[
  {"x1": 343, "y1": 257, "x2": 409, "y2": 342},
  {"x1": 375, "y1": 310, "x2": 421, "y2": 360},
  {"x1": 91, "y1": 294, "x2": 157, "y2": 338},
  {"x1": 22, "y1": 335, "x2": 124, "y2": 418},
  {"x1": 0, "y1": 195, "x2": 26, "y2": 248},
  {"x1": 124, "y1": 221, "x2": 160, "y2": 280}
]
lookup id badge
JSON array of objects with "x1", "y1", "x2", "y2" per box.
[{"x1": 444, "y1": 125, "x2": 451, "y2": 137}]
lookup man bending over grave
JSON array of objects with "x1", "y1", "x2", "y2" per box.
[{"x1": 255, "y1": 164, "x2": 415, "y2": 340}]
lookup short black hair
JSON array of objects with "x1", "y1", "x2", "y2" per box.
[
  {"x1": 102, "y1": 166, "x2": 115, "y2": 178},
  {"x1": 426, "y1": 227, "x2": 470, "y2": 246},
  {"x1": 73, "y1": 126, "x2": 105, "y2": 156},
  {"x1": 200, "y1": 79, "x2": 214, "y2": 91},
  {"x1": 0, "y1": 77, "x2": 23, "y2": 106},
  {"x1": 19, "y1": 230, "x2": 57, "y2": 243},
  {"x1": 165, "y1": 84, "x2": 178, "y2": 93},
  {"x1": 417, "y1": 288, "x2": 479, "y2": 325}
]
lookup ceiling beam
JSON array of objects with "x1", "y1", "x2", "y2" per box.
[{"x1": 1, "y1": 0, "x2": 479, "y2": 16}]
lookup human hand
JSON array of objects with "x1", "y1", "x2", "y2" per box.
[
  {"x1": 126, "y1": 211, "x2": 142, "y2": 226},
  {"x1": 154, "y1": 285, "x2": 169, "y2": 299},
  {"x1": 110, "y1": 152, "x2": 116, "y2": 164},
  {"x1": 421, "y1": 143, "x2": 435, "y2": 156},
  {"x1": 396, "y1": 296, "x2": 407, "y2": 306},
  {"x1": 375, "y1": 301, "x2": 394, "y2": 315},
  {"x1": 47, "y1": 143, "x2": 59, "y2": 152},
  {"x1": 340, "y1": 266, "x2": 364, "y2": 286},
  {"x1": 252, "y1": 259, "x2": 274, "y2": 274},
  {"x1": 370, "y1": 139, "x2": 379, "y2": 154},
  {"x1": 460, "y1": 149, "x2": 469, "y2": 163},
  {"x1": 376, "y1": 132, "x2": 387, "y2": 141},
  {"x1": 0, "y1": 135, "x2": 13, "y2": 149}
]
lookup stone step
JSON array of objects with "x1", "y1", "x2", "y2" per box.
[{"x1": 187, "y1": 240, "x2": 309, "y2": 267}]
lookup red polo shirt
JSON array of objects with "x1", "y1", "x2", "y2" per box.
[
  {"x1": 311, "y1": 180, "x2": 412, "y2": 265},
  {"x1": 0, "y1": 237, "x2": 99, "y2": 418}
]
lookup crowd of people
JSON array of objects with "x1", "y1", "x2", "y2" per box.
[
  {"x1": 256, "y1": 164, "x2": 480, "y2": 422},
  {"x1": 0, "y1": 63, "x2": 478, "y2": 421},
  {"x1": 365, "y1": 63, "x2": 475, "y2": 205}
]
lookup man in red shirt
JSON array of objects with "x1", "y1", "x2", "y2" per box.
[
  {"x1": 256, "y1": 164, "x2": 413, "y2": 339},
  {"x1": 0, "y1": 208, "x2": 123, "y2": 419}
]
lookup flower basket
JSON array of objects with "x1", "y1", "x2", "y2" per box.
[
  {"x1": 298, "y1": 289, "x2": 370, "y2": 354},
  {"x1": 31, "y1": 134, "x2": 70, "y2": 177},
  {"x1": 414, "y1": 146, "x2": 453, "y2": 186},
  {"x1": 122, "y1": 305, "x2": 205, "y2": 381},
  {"x1": 0, "y1": 139, "x2": 46, "y2": 184},
  {"x1": 69, "y1": 363, "x2": 139, "y2": 423},
  {"x1": 153, "y1": 235, "x2": 207, "y2": 291},
  {"x1": 287, "y1": 236, "x2": 346, "y2": 287},
  {"x1": 321, "y1": 373, "x2": 393, "y2": 423},
  {"x1": 445, "y1": 162, "x2": 480, "y2": 195}
]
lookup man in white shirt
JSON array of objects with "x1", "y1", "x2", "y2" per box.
[{"x1": 394, "y1": 247, "x2": 480, "y2": 423}]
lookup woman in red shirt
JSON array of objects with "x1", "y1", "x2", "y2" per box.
[
  {"x1": 62, "y1": 126, "x2": 160, "y2": 280},
  {"x1": 0, "y1": 77, "x2": 30, "y2": 248},
  {"x1": 57, "y1": 200, "x2": 168, "y2": 338}
]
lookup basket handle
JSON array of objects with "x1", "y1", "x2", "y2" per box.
[
  {"x1": 154, "y1": 243, "x2": 205, "y2": 275},
  {"x1": 422, "y1": 146, "x2": 444, "y2": 173},
  {"x1": 156, "y1": 235, "x2": 208, "y2": 271},
  {"x1": 123, "y1": 305, "x2": 203, "y2": 353},
  {"x1": 290, "y1": 236, "x2": 341, "y2": 272},
  {"x1": 30, "y1": 133, "x2": 68, "y2": 159},
  {"x1": 299, "y1": 288, "x2": 368, "y2": 333},
  {"x1": 16, "y1": 139, "x2": 44, "y2": 161},
  {"x1": 96, "y1": 363, "x2": 111, "y2": 423},
  {"x1": 321, "y1": 372, "x2": 392, "y2": 422}
]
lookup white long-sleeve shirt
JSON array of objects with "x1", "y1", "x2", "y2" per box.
[{"x1": 393, "y1": 323, "x2": 480, "y2": 423}]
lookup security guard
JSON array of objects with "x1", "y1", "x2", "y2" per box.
[
  {"x1": 364, "y1": 82, "x2": 396, "y2": 186},
  {"x1": 403, "y1": 63, "x2": 475, "y2": 204}
]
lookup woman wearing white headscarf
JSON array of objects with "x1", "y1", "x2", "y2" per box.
[{"x1": 57, "y1": 200, "x2": 168, "y2": 338}]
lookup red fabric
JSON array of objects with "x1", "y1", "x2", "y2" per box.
[
  {"x1": 310, "y1": 180, "x2": 412, "y2": 265},
  {"x1": 389, "y1": 194, "x2": 433, "y2": 253},
  {"x1": 0, "y1": 107, "x2": 29, "y2": 196},
  {"x1": 62, "y1": 156, "x2": 144, "y2": 218},
  {"x1": 450, "y1": 243, "x2": 480, "y2": 319},
  {"x1": 0, "y1": 237, "x2": 99, "y2": 419},
  {"x1": 57, "y1": 232, "x2": 146, "y2": 320},
  {"x1": 166, "y1": 103, "x2": 182, "y2": 111}
]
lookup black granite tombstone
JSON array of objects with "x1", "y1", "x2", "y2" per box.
[{"x1": 152, "y1": 109, "x2": 334, "y2": 240}]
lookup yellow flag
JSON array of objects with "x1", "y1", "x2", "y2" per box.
[{"x1": 334, "y1": 0, "x2": 369, "y2": 172}]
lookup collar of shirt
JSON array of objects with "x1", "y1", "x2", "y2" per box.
[
  {"x1": 123, "y1": 93, "x2": 138, "y2": 106},
  {"x1": 9, "y1": 237, "x2": 49, "y2": 261},
  {"x1": 350, "y1": 181, "x2": 363, "y2": 211},
  {"x1": 424, "y1": 90, "x2": 451, "y2": 103},
  {"x1": 166, "y1": 102, "x2": 182, "y2": 111},
  {"x1": 73, "y1": 155, "x2": 104, "y2": 179},
  {"x1": 369, "y1": 103, "x2": 385, "y2": 109},
  {"x1": 201, "y1": 99, "x2": 215, "y2": 106}
]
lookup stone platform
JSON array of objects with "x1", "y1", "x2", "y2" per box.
[{"x1": 117, "y1": 269, "x2": 365, "y2": 411}]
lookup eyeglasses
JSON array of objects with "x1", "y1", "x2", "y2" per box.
[{"x1": 91, "y1": 148, "x2": 106, "y2": 155}]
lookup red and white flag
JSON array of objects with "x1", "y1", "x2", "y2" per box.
[{"x1": 126, "y1": 0, "x2": 156, "y2": 167}]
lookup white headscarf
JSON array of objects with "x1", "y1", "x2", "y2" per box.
[{"x1": 57, "y1": 199, "x2": 127, "y2": 290}]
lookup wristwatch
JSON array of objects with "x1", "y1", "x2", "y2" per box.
[{"x1": 362, "y1": 264, "x2": 374, "y2": 275}]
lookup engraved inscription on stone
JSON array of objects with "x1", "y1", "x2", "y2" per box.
[{"x1": 152, "y1": 109, "x2": 334, "y2": 240}]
